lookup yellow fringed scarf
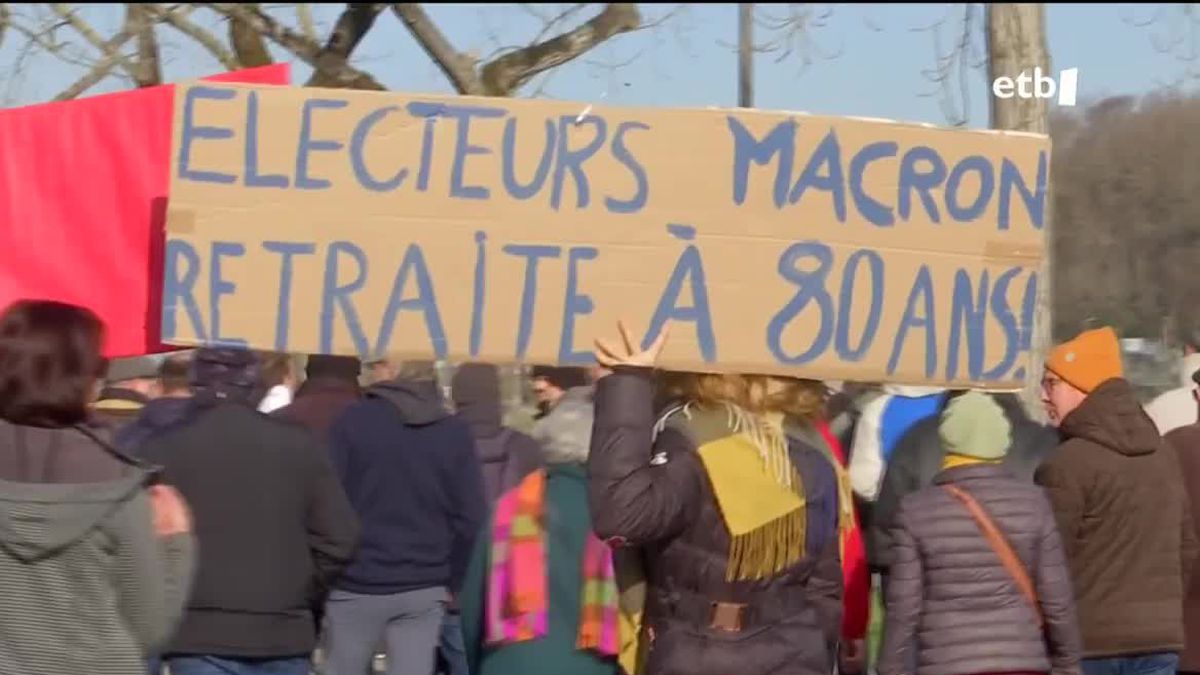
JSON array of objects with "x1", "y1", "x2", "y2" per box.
[{"x1": 673, "y1": 406, "x2": 808, "y2": 582}]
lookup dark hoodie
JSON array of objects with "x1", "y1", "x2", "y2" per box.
[
  {"x1": 0, "y1": 419, "x2": 195, "y2": 675},
  {"x1": 114, "y1": 396, "x2": 194, "y2": 453},
  {"x1": 1035, "y1": 378, "x2": 1200, "y2": 658},
  {"x1": 329, "y1": 377, "x2": 486, "y2": 595},
  {"x1": 867, "y1": 391, "x2": 1059, "y2": 571},
  {"x1": 452, "y1": 363, "x2": 542, "y2": 506}
]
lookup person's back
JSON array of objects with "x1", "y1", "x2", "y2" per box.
[
  {"x1": 1036, "y1": 328, "x2": 1199, "y2": 674},
  {"x1": 272, "y1": 354, "x2": 364, "y2": 443},
  {"x1": 452, "y1": 363, "x2": 542, "y2": 506},
  {"x1": 1166, "y1": 370, "x2": 1200, "y2": 674},
  {"x1": 879, "y1": 392, "x2": 1081, "y2": 675},
  {"x1": 460, "y1": 402, "x2": 618, "y2": 675},
  {"x1": 0, "y1": 300, "x2": 195, "y2": 675},
  {"x1": 139, "y1": 349, "x2": 359, "y2": 674},
  {"x1": 868, "y1": 392, "x2": 1059, "y2": 571},
  {"x1": 323, "y1": 371, "x2": 486, "y2": 675}
]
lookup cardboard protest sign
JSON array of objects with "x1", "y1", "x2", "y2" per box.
[
  {"x1": 162, "y1": 82, "x2": 1049, "y2": 388},
  {"x1": 0, "y1": 64, "x2": 291, "y2": 358}
]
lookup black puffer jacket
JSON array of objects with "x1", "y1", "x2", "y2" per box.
[
  {"x1": 878, "y1": 464, "x2": 1082, "y2": 675},
  {"x1": 868, "y1": 393, "x2": 1058, "y2": 571},
  {"x1": 588, "y1": 370, "x2": 843, "y2": 675}
]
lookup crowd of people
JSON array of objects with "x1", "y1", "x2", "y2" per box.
[{"x1": 2, "y1": 298, "x2": 1200, "y2": 675}]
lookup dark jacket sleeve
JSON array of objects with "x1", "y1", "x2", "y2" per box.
[
  {"x1": 877, "y1": 505, "x2": 923, "y2": 675},
  {"x1": 1034, "y1": 448, "x2": 1086, "y2": 562},
  {"x1": 302, "y1": 433, "x2": 361, "y2": 590},
  {"x1": 587, "y1": 369, "x2": 704, "y2": 546},
  {"x1": 446, "y1": 421, "x2": 488, "y2": 594},
  {"x1": 1034, "y1": 493, "x2": 1083, "y2": 675},
  {"x1": 869, "y1": 431, "x2": 926, "y2": 572}
]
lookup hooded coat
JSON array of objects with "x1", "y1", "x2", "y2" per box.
[
  {"x1": 114, "y1": 397, "x2": 194, "y2": 453},
  {"x1": 452, "y1": 364, "x2": 543, "y2": 506},
  {"x1": 0, "y1": 419, "x2": 195, "y2": 675},
  {"x1": 1035, "y1": 378, "x2": 1200, "y2": 658},
  {"x1": 1166, "y1": 419, "x2": 1200, "y2": 671},
  {"x1": 328, "y1": 378, "x2": 487, "y2": 595}
]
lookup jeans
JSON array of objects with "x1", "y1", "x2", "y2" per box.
[
  {"x1": 322, "y1": 586, "x2": 448, "y2": 675},
  {"x1": 1081, "y1": 653, "x2": 1180, "y2": 675},
  {"x1": 166, "y1": 655, "x2": 312, "y2": 675},
  {"x1": 436, "y1": 612, "x2": 469, "y2": 675}
]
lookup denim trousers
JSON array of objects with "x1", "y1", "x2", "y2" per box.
[
  {"x1": 166, "y1": 655, "x2": 312, "y2": 675},
  {"x1": 1081, "y1": 652, "x2": 1180, "y2": 675}
]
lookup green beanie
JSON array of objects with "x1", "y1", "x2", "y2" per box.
[{"x1": 939, "y1": 391, "x2": 1012, "y2": 460}]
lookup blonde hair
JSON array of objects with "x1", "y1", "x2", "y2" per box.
[{"x1": 658, "y1": 372, "x2": 828, "y2": 422}]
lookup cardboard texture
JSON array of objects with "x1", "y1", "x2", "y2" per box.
[{"x1": 163, "y1": 82, "x2": 1050, "y2": 388}]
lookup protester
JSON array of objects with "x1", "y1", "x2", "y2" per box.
[
  {"x1": 0, "y1": 299, "x2": 196, "y2": 675},
  {"x1": 783, "y1": 380, "x2": 870, "y2": 675},
  {"x1": 459, "y1": 378, "x2": 623, "y2": 675},
  {"x1": 139, "y1": 347, "x2": 360, "y2": 675},
  {"x1": 530, "y1": 366, "x2": 590, "y2": 419},
  {"x1": 847, "y1": 384, "x2": 944, "y2": 504},
  {"x1": 588, "y1": 322, "x2": 844, "y2": 675},
  {"x1": 1146, "y1": 340, "x2": 1200, "y2": 435},
  {"x1": 257, "y1": 352, "x2": 297, "y2": 414},
  {"x1": 93, "y1": 354, "x2": 164, "y2": 431},
  {"x1": 878, "y1": 392, "x2": 1081, "y2": 675},
  {"x1": 1166, "y1": 368, "x2": 1200, "y2": 675},
  {"x1": 532, "y1": 372, "x2": 596, "y2": 473},
  {"x1": 116, "y1": 351, "x2": 194, "y2": 452},
  {"x1": 451, "y1": 362, "x2": 543, "y2": 506},
  {"x1": 322, "y1": 360, "x2": 486, "y2": 675},
  {"x1": 868, "y1": 390, "x2": 1059, "y2": 572},
  {"x1": 272, "y1": 354, "x2": 363, "y2": 442},
  {"x1": 1036, "y1": 326, "x2": 1199, "y2": 675}
]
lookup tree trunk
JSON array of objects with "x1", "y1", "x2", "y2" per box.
[
  {"x1": 738, "y1": 4, "x2": 753, "y2": 107},
  {"x1": 987, "y1": 3, "x2": 1052, "y2": 419}
]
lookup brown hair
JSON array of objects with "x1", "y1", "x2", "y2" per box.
[
  {"x1": 658, "y1": 371, "x2": 828, "y2": 421},
  {"x1": 258, "y1": 352, "x2": 294, "y2": 388},
  {"x1": 158, "y1": 353, "x2": 192, "y2": 394},
  {"x1": 0, "y1": 300, "x2": 107, "y2": 427}
]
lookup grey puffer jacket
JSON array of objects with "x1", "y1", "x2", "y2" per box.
[{"x1": 878, "y1": 464, "x2": 1081, "y2": 675}]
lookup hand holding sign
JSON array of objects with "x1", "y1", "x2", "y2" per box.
[{"x1": 594, "y1": 320, "x2": 670, "y2": 373}]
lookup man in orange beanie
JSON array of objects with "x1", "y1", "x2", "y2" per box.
[{"x1": 1035, "y1": 327, "x2": 1199, "y2": 675}]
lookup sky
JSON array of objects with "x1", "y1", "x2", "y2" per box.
[{"x1": 1, "y1": 3, "x2": 1195, "y2": 128}]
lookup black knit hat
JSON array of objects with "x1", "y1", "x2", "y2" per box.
[
  {"x1": 190, "y1": 347, "x2": 261, "y2": 396},
  {"x1": 306, "y1": 354, "x2": 361, "y2": 381}
]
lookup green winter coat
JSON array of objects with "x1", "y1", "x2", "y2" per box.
[{"x1": 460, "y1": 463, "x2": 618, "y2": 675}]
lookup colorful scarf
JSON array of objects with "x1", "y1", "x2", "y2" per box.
[{"x1": 485, "y1": 469, "x2": 621, "y2": 656}]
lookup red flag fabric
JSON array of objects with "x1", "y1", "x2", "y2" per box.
[{"x1": 0, "y1": 64, "x2": 291, "y2": 357}]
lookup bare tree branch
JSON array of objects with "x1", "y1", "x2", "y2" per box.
[
  {"x1": 50, "y1": 4, "x2": 140, "y2": 80},
  {"x1": 206, "y1": 3, "x2": 386, "y2": 89},
  {"x1": 393, "y1": 3, "x2": 484, "y2": 94},
  {"x1": 229, "y1": 2, "x2": 273, "y2": 67},
  {"x1": 127, "y1": 3, "x2": 162, "y2": 87},
  {"x1": 308, "y1": 3, "x2": 387, "y2": 87},
  {"x1": 296, "y1": 3, "x2": 318, "y2": 41},
  {"x1": 479, "y1": 3, "x2": 641, "y2": 96},
  {"x1": 0, "y1": 4, "x2": 10, "y2": 50},
  {"x1": 53, "y1": 23, "x2": 138, "y2": 100},
  {"x1": 146, "y1": 3, "x2": 239, "y2": 71}
]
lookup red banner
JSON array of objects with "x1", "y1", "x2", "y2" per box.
[{"x1": 0, "y1": 64, "x2": 291, "y2": 357}]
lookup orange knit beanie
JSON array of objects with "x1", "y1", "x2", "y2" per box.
[{"x1": 1045, "y1": 327, "x2": 1124, "y2": 394}]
